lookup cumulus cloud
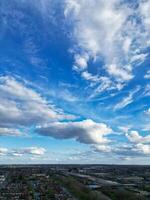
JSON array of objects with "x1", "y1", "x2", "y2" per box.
[
  {"x1": 65, "y1": 0, "x2": 150, "y2": 90},
  {"x1": 0, "y1": 148, "x2": 8, "y2": 156},
  {"x1": 94, "y1": 144, "x2": 112, "y2": 153},
  {"x1": 11, "y1": 147, "x2": 46, "y2": 156},
  {"x1": 0, "y1": 76, "x2": 74, "y2": 136},
  {"x1": 0, "y1": 147, "x2": 46, "y2": 157},
  {"x1": 0, "y1": 128, "x2": 23, "y2": 136},
  {"x1": 91, "y1": 129, "x2": 150, "y2": 157},
  {"x1": 103, "y1": 142, "x2": 150, "y2": 158},
  {"x1": 126, "y1": 130, "x2": 150, "y2": 144},
  {"x1": 36, "y1": 119, "x2": 112, "y2": 145},
  {"x1": 119, "y1": 129, "x2": 150, "y2": 157},
  {"x1": 134, "y1": 143, "x2": 150, "y2": 155},
  {"x1": 0, "y1": 76, "x2": 61, "y2": 123}
]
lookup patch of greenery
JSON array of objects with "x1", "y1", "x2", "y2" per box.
[
  {"x1": 101, "y1": 186, "x2": 143, "y2": 200},
  {"x1": 54, "y1": 174, "x2": 101, "y2": 200}
]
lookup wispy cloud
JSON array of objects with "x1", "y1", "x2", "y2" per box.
[
  {"x1": 144, "y1": 70, "x2": 150, "y2": 79},
  {"x1": 65, "y1": 0, "x2": 150, "y2": 90},
  {"x1": 114, "y1": 87, "x2": 140, "y2": 110}
]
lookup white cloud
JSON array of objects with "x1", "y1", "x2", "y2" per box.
[
  {"x1": 142, "y1": 124, "x2": 150, "y2": 131},
  {"x1": 37, "y1": 119, "x2": 112, "y2": 145},
  {"x1": 65, "y1": 0, "x2": 150, "y2": 89},
  {"x1": 94, "y1": 144, "x2": 111, "y2": 153},
  {"x1": 121, "y1": 122, "x2": 150, "y2": 150},
  {"x1": 81, "y1": 71, "x2": 100, "y2": 82},
  {"x1": 139, "y1": 0, "x2": 150, "y2": 39},
  {"x1": 126, "y1": 131, "x2": 142, "y2": 143},
  {"x1": 74, "y1": 54, "x2": 89, "y2": 71},
  {"x1": 144, "y1": 70, "x2": 150, "y2": 79},
  {"x1": 134, "y1": 143, "x2": 150, "y2": 155},
  {"x1": 144, "y1": 74, "x2": 150, "y2": 79},
  {"x1": 118, "y1": 126, "x2": 131, "y2": 134},
  {"x1": 114, "y1": 94, "x2": 133, "y2": 111},
  {"x1": 0, "y1": 148, "x2": 8, "y2": 156},
  {"x1": 123, "y1": 37, "x2": 132, "y2": 54},
  {"x1": 0, "y1": 128, "x2": 22, "y2": 136},
  {"x1": 143, "y1": 84, "x2": 150, "y2": 96},
  {"x1": 126, "y1": 130, "x2": 150, "y2": 144},
  {"x1": 19, "y1": 147, "x2": 46, "y2": 156},
  {"x1": 111, "y1": 128, "x2": 150, "y2": 157},
  {"x1": 0, "y1": 147, "x2": 46, "y2": 157},
  {"x1": 130, "y1": 53, "x2": 147, "y2": 64},
  {"x1": 145, "y1": 108, "x2": 150, "y2": 115},
  {"x1": 119, "y1": 156, "x2": 132, "y2": 161},
  {"x1": 114, "y1": 87, "x2": 140, "y2": 110},
  {"x1": 56, "y1": 89, "x2": 78, "y2": 102},
  {"x1": 81, "y1": 71, "x2": 115, "y2": 99},
  {"x1": 0, "y1": 76, "x2": 73, "y2": 131},
  {"x1": 107, "y1": 64, "x2": 133, "y2": 81}
]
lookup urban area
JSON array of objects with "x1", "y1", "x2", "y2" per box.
[{"x1": 0, "y1": 165, "x2": 150, "y2": 200}]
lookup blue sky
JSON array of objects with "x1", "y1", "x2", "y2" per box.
[{"x1": 0, "y1": 0, "x2": 150, "y2": 164}]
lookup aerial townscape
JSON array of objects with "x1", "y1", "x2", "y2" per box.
[{"x1": 0, "y1": 165, "x2": 150, "y2": 200}]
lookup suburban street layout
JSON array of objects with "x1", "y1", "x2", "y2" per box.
[{"x1": 0, "y1": 165, "x2": 150, "y2": 200}]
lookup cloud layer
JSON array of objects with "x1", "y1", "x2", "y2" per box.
[
  {"x1": 37, "y1": 119, "x2": 112, "y2": 145},
  {"x1": 0, "y1": 76, "x2": 74, "y2": 136},
  {"x1": 0, "y1": 147, "x2": 46, "y2": 157},
  {"x1": 65, "y1": 0, "x2": 149, "y2": 89}
]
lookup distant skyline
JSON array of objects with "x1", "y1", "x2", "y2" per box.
[{"x1": 0, "y1": 0, "x2": 150, "y2": 164}]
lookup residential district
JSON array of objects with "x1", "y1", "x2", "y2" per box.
[{"x1": 0, "y1": 165, "x2": 150, "y2": 200}]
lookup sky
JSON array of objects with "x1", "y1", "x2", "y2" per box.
[{"x1": 0, "y1": 0, "x2": 150, "y2": 164}]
